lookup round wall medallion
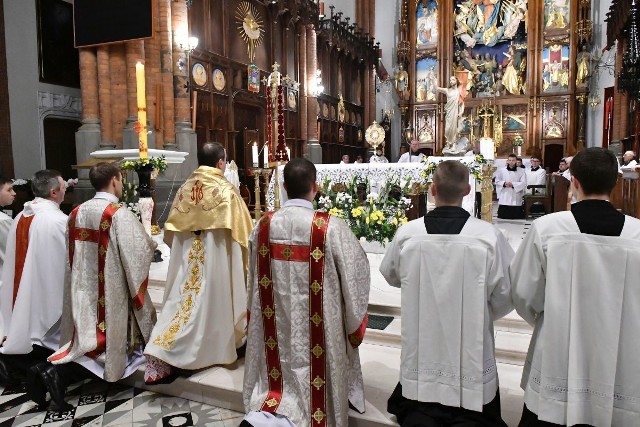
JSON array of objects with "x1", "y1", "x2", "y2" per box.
[
  {"x1": 213, "y1": 69, "x2": 226, "y2": 91},
  {"x1": 192, "y1": 63, "x2": 207, "y2": 87}
]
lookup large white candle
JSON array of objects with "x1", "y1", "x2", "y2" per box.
[
  {"x1": 135, "y1": 62, "x2": 148, "y2": 159},
  {"x1": 286, "y1": 145, "x2": 291, "y2": 160},
  {"x1": 252, "y1": 142, "x2": 259, "y2": 167},
  {"x1": 263, "y1": 143, "x2": 269, "y2": 166},
  {"x1": 479, "y1": 137, "x2": 495, "y2": 160}
]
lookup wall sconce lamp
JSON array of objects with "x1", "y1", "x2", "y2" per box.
[
  {"x1": 177, "y1": 36, "x2": 199, "y2": 92},
  {"x1": 310, "y1": 69, "x2": 324, "y2": 97}
]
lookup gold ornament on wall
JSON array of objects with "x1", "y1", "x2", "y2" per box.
[
  {"x1": 236, "y1": 1, "x2": 264, "y2": 63},
  {"x1": 365, "y1": 121, "x2": 385, "y2": 149}
]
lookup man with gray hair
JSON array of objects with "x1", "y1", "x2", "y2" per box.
[
  {"x1": 0, "y1": 170, "x2": 67, "y2": 387},
  {"x1": 382, "y1": 160, "x2": 513, "y2": 426},
  {"x1": 621, "y1": 150, "x2": 637, "y2": 167}
]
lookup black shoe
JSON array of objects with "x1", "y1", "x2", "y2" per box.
[
  {"x1": 36, "y1": 364, "x2": 72, "y2": 411},
  {"x1": 0, "y1": 357, "x2": 19, "y2": 386},
  {"x1": 26, "y1": 363, "x2": 48, "y2": 408}
]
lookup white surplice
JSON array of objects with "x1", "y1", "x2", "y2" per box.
[
  {"x1": 243, "y1": 200, "x2": 370, "y2": 427},
  {"x1": 525, "y1": 168, "x2": 546, "y2": 195},
  {"x1": 495, "y1": 167, "x2": 527, "y2": 206},
  {"x1": 144, "y1": 229, "x2": 247, "y2": 368},
  {"x1": 369, "y1": 154, "x2": 389, "y2": 163},
  {"x1": 510, "y1": 212, "x2": 640, "y2": 426},
  {"x1": 398, "y1": 152, "x2": 425, "y2": 163},
  {"x1": 50, "y1": 195, "x2": 157, "y2": 382},
  {"x1": 0, "y1": 198, "x2": 67, "y2": 354},
  {"x1": 380, "y1": 216, "x2": 514, "y2": 412}
]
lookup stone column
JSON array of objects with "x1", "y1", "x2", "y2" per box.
[
  {"x1": 306, "y1": 24, "x2": 321, "y2": 163},
  {"x1": 145, "y1": 15, "x2": 161, "y2": 148},
  {"x1": 159, "y1": 0, "x2": 176, "y2": 148},
  {"x1": 109, "y1": 43, "x2": 127, "y2": 147},
  {"x1": 97, "y1": 46, "x2": 115, "y2": 148},
  {"x1": 368, "y1": 0, "x2": 375, "y2": 39},
  {"x1": 171, "y1": 0, "x2": 197, "y2": 177},
  {"x1": 75, "y1": 47, "x2": 102, "y2": 179},
  {"x1": 299, "y1": 23, "x2": 308, "y2": 153}
]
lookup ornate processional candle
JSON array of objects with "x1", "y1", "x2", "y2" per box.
[{"x1": 135, "y1": 62, "x2": 148, "y2": 159}]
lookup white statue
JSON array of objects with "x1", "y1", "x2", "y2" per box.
[{"x1": 435, "y1": 76, "x2": 466, "y2": 151}]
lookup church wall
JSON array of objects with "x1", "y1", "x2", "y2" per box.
[
  {"x1": 3, "y1": 0, "x2": 80, "y2": 179},
  {"x1": 586, "y1": 0, "x2": 615, "y2": 148}
]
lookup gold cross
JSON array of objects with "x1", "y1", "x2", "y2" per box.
[
  {"x1": 312, "y1": 376, "x2": 325, "y2": 390},
  {"x1": 259, "y1": 276, "x2": 272, "y2": 289},
  {"x1": 310, "y1": 280, "x2": 322, "y2": 295},
  {"x1": 265, "y1": 397, "x2": 279, "y2": 407},
  {"x1": 263, "y1": 306, "x2": 275, "y2": 319},
  {"x1": 311, "y1": 312, "x2": 322, "y2": 326},
  {"x1": 312, "y1": 408, "x2": 326, "y2": 423},
  {"x1": 312, "y1": 344, "x2": 324, "y2": 358},
  {"x1": 281, "y1": 247, "x2": 293, "y2": 259},
  {"x1": 311, "y1": 247, "x2": 324, "y2": 261},
  {"x1": 269, "y1": 367, "x2": 281, "y2": 380},
  {"x1": 266, "y1": 337, "x2": 277, "y2": 350},
  {"x1": 313, "y1": 217, "x2": 326, "y2": 229},
  {"x1": 258, "y1": 244, "x2": 269, "y2": 257}
]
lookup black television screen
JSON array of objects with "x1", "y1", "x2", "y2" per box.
[{"x1": 74, "y1": 0, "x2": 153, "y2": 47}]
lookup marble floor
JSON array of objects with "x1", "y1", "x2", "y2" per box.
[{"x1": 0, "y1": 207, "x2": 533, "y2": 427}]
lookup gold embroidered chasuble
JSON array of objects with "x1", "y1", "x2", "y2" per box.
[
  {"x1": 144, "y1": 166, "x2": 253, "y2": 370},
  {"x1": 163, "y1": 166, "x2": 253, "y2": 256},
  {"x1": 49, "y1": 198, "x2": 157, "y2": 382},
  {"x1": 243, "y1": 204, "x2": 370, "y2": 427}
]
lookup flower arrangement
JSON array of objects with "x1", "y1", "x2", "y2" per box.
[
  {"x1": 421, "y1": 154, "x2": 488, "y2": 182},
  {"x1": 512, "y1": 134, "x2": 524, "y2": 147},
  {"x1": 11, "y1": 179, "x2": 30, "y2": 191},
  {"x1": 65, "y1": 178, "x2": 78, "y2": 190},
  {"x1": 314, "y1": 176, "x2": 412, "y2": 245},
  {"x1": 120, "y1": 155, "x2": 168, "y2": 173}
]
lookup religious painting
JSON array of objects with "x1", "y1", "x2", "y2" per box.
[
  {"x1": 415, "y1": 109, "x2": 437, "y2": 143},
  {"x1": 286, "y1": 89, "x2": 297, "y2": 112},
  {"x1": 247, "y1": 64, "x2": 260, "y2": 93},
  {"x1": 416, "y1": 56, "x2": 438, "y2": 102},
  {"x1": 454, "y1": 0, "x2": 527, "y2": 48},
  {"x1": 503, "y1": 105, "x2": 527, "y2": 130},
  {"x1": 542, "y1": 45, "x2": 570, "y2": 92},
  {"x1": 543, "y1": 102, "x2": 567, "y2": 139},
  {"x1": 544, "y1": 0, "x2": 569, "y2": 30},
  {"x1": 416, "y1": 1, "x2": 438, "y2": 50}
]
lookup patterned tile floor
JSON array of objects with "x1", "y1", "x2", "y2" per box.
[{"x1": 0, "y1": 380, "x2": 244, "y2": 427}]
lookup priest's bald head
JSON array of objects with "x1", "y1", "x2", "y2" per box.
[
  {"x1": 570, "y1": 147, "x2": 618, "y2": 201},
  {"x1": 283, "y1": 157, "x2": 317, "y2": 201},
  {"x1": 430, "y1": 160, "x2": 471, "y2": 207}
]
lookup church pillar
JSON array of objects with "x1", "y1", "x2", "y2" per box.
[
  {"x1": 75, "y1": 48, "x2": 102, "y2": 179},
  {"x1": 368, "y1": 0, "x2": 375, "y2": 39},
  {"x1": 97, "y1": 46, "x2": 115, "y2": 148},
  {"x1": 299, "y1": 23, "x2": 308, "y2": 154},
  {"x1": 306, "y1": 24, "x2": 321, "y2": 163},
  {"x1": 145, "y1": 22, "x2": 161, "y2": 148},
  {"x1": 159, "y1": 0, "x2": 176, "y2": 147},
  {"x1": 369, "y1": 0, "x2": 376, "y2": 129},
  {"x1": 171, "y1": 0, "x2": 197, "y2": 177},
  {"x1": 109, "y1": 43, "x2": 128, "y2": 148}
]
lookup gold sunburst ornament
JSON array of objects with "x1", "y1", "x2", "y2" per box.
[{"x1": 236, "y1": 1, "x2": 264, "y2": 63}]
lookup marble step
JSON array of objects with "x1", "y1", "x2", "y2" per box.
[{"x1": 122, "y1": 342, "x2": 525, "y2": 427}]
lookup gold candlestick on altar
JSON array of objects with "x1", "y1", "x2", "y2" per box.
[
  {"x1": 481, "y1": 162, "x2": 496, "y2": 223},
  {"x1": 252, "y1": 168, "x2": 263, "y2": 220}
]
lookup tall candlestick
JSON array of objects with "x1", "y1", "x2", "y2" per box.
[
  {"x1": 263, "y1": 143, "x2": 269, "y2": 166},
  {"x1": 252, "y1": 142, "x2": 259, "y2": 167},
  {"x1": 135, "y1": 62, "x2": 148, "y2": 159}
]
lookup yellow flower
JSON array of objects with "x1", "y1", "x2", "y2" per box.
[
  {"x1": 351, "y1": 207, "x2": 362, "y2": 217},
  {"x1": 365, "y1": 217, "x2": 370, "y2": 224},
  {"x1": 400, "y1": 217, "x2": 408, "y2": 224},
  {"x1": 329, "y1": 207, "x2": 343, "y2": 218},
  {"x1": 396, "y1": 210, "x2": 403, "y2": 217},
  {"x1": 392, "y1": 217, "x2": 398, "y2": 225}
]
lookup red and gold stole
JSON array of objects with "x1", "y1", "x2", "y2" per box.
[{"x1": 256, "y1": 211, "x2": 330, "y2": 426}]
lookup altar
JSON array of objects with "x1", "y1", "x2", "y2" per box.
[{"x1": 266, "y1": 157, "x2": 480, "y2": 215}]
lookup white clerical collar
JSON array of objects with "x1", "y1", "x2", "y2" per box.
[
  {"x1": 283, "y1": 198, "x2": 313, "y2": 210},
  {"x1": 94, "y1": 192, "x2": 119, "y2": 203}
]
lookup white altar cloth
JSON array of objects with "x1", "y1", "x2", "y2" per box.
[
  {"x1": 90, "y1": 148, "x2": 188, "y2": 164},
  {"x1": 266, "y1": 157, "x2": 478, "y2": 215}
]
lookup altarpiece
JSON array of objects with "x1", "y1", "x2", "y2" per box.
[{"x1": 397, "y1": 0, "x2": 593, "y2": 170}]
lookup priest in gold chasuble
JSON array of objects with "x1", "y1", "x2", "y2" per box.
[
  {"x1": 144, "y1": 142, "x2": 253, "y2": 384},
  {"x1": 243, "y1": 158, "x2": 370, "y2": 427}
]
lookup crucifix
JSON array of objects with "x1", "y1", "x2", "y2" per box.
[{"x1": 478, "y1": 106, "x2": 494, "y2": 138}]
